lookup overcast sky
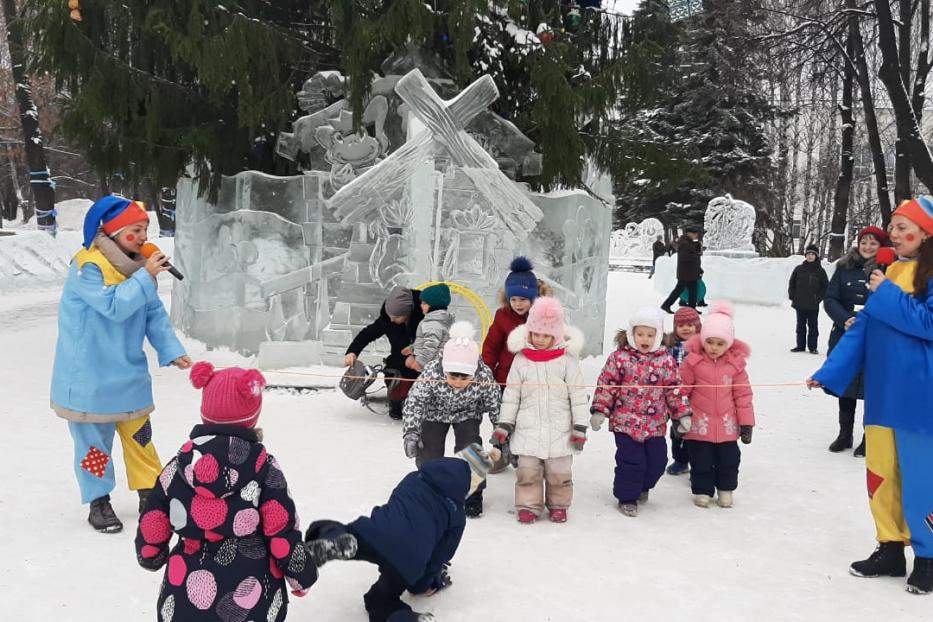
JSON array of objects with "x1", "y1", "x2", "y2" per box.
[{"x1": 606, "y1": 0, "x2": 641, "y2": 15}]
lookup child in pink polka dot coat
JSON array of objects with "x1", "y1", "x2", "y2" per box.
[{"x1": 135, "y1": 363, "x2": 349, "y2": 621}]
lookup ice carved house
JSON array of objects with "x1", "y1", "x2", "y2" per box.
[{"x1": 171, "y1": 62, "x2": 612, "y2": 367}]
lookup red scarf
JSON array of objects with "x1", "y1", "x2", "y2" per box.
[{"x1": 522, "y1": 347, "x2": 566, "y2": 362}]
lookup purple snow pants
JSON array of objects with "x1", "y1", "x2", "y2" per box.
[{"x1": 613, "y1": 432, "x2": 668, "y2": 504}]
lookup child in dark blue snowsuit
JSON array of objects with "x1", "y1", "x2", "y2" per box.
[{"x1": 305, "y1": 446, "x2": 495, "y2": 622}]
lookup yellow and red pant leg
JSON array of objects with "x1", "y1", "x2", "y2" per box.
[
  {"x1": 865, "y1": 426, "x2": 910, "y2": 545},
  {"x1": 116, "y1": 415, "x2": 162, "y2": 491}
]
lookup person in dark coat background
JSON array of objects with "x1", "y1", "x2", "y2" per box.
[
  {"x1": 650, "y1": 236, "x2": 667, "y2": 278},
  {"x1": 788, "y1": 245, "x2": 829, "y2": 354},
  {"x1": 822, "y1": 226, "x2": 886, "y2": 456},
  {"x1": 304, "y1": 445, "x2": 497, "y2": 622},
  {"x1": 661, "y1": 225, "x2": 703, "y2": 313},
  {"x1": 345, "y1": 287, "x2": 425, "y2": 419}
]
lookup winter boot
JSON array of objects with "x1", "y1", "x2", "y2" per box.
[
  {"x1": 853, "y1": 434, "x2": 866, "y2": 458},
  {"x1": 88, "y1": 495, "x2": 123, "y2": 533},
  {"x1": 717, "y1": 490, "x2": 734, "y2": 508},
  {"x1": 548, "y1": 509, "x2": 568, "y2": 523},
  {"x1": 619, "y1": 502, "x2": 638, "y2": 517},
  {"x1": 306, "y1": 533, "x2": 358, "y2": 567},
  {"x1": 638, "y1": 491, "x2": 650, "y2": 504},
  {"x1": 907, "y1": 557, "x2": 933, "y2": 595},
  {"x1": 849, "y1": 542, "x2": 907, "y2": 578},
  {"x1": 666, "y1": 461, "x2": 689, "y2": 476},
  {"x1": 660, "y1": 304, "x2": 674, "y2": 315},
  {"x1": 464, "y1": 492, "x2": 484, "y2": 518},
  {"x1": 809, "y1": 349, "x2": 820, "y2": 355},
  {"x1": 790, "y1": 346, "x2": 806, "y2": 353},
  {"x1": 386, "y1": 611, "x2": 437, "y2": 622},
  {"x1": 137, "y1": 488, "x2": 152, "y2": 515},
  {"x1": 517, "y1": 509, "x2": 536, "y2": 524},
  {"x1": 828, "y1": 425, "x2": 854, "y2": 453},
  {"x1": 694, "y1": 494, "x2": 711, "y2": 508},
  {"x1": 388, "y1": 400, "x2": 403, "y2": 420}
]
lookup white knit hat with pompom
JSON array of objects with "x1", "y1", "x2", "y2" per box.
[{"x1": 442, "y1": 322, "x2": 480, "y2": 376}]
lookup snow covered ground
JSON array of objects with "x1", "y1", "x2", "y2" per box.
[{"x1": 0, "y1": 271, "x2": 927, "y2": 621}]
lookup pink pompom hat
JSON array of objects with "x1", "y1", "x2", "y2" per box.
[
  {"x1": 189, "y1": 362, "x2": 266, "y2": 428},
  {"x1": 525, "y1": 296, "x2": 566, "y2": 343},
  {"x1": 700, "y1": 300, "x2": 736, "y2": 348}
]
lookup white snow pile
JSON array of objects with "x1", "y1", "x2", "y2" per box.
[{"x1": 654, "y1": 254, "x2": 836, "y2": 306}]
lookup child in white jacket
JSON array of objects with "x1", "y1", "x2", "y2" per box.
[{"x1": 491, "y1": 297, "x2": 589, "y2": 524}]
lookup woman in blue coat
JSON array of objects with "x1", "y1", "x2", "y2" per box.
[
  {"x1": 808, "y1": 198, "x2": 933, "y2": 595},
  {"x1": 822, "y1": 226, "x2": 886, "y2": 455},
  {"x1": 51, "y1": 196, "x2": 191, "y2": 533}
]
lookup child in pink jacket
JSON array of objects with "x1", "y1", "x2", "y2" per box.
[
  {"x1": 679, "y1": 300, "x2": 755, "y2": 509},
  {"x1": 590, "y1": 306, "x2": 691, "y2": 517}
]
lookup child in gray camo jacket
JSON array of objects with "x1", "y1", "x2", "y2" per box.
[
  {"x1": 402, "y1": 322, "x2": 500, "y2": 517},
  {"x1": 405, "y1": 283, "x2": 455, "y2": 373}
]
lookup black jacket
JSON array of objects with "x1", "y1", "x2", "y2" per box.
[
  {"x1": 346, "y1": 288, "x2": 424, "y2": 373},
  {"x1": 822, "y1": 249, "x2": 875, "y2": 400},
  {"x1": 652, "y1": 240, "x2": 667, "y2": 260},
  {"x1": 675, "y1": 236, "x2": 703, "y2": 281},
  {"x1": 788, "y1": 261, "x2": 829, "y2": 310}
]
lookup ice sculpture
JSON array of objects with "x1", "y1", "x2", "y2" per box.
[
  {"x1": 703, "y1": 195, "x2": 758, "y2": 257},
  {"x1": 172, "y1": 62, "x2": 612, "y2": 366},
  {"x1": 609, "y1": 218, "x2": 665, "y2": 259}
]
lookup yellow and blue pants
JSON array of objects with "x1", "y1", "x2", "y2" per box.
[
  {"x1": 865, "y1": 425, "x2": 933, "y2": 557},
  {"x1": 68, "y1": 415, "x2": 162, "y2": 504}
]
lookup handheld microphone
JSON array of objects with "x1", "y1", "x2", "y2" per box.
[
  {"x1": 875, "y1": 247, "x2": 896, "y2": 274},
  {"x1": 141, "y1": 242, "x2": 184, "y2": 280}
]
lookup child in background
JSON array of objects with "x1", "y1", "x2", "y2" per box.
[
  {"x1": 51, "y1": 195, "x2": 191, "y2": 534},
  {"x1": 591, "y1": 306, "x2": 691, "y2": 517},
  {"x1": 491, "y1": 297, "x2": 589, "y2": 524},
  {"x1": 304, "y1": 444, "x2": 498, "y2": 622},
  {"x1": 135, "y1": 363, "x2": 326, "y2": 621},
  {"x1": 481, "y1": 257, "x2": 552, "y2": 472},
  {"x1": 402, "y1": 322, "x2": 500, "y2": 517},
  {"x1": 664, "y1": 307, "x2": 702, "y2": 476},
  {"x1": 679, "y1": 300, "x2": 755, "y2": 509},
  {"x1": 406, "y1": 283, "x2": 454, "y2": 373}
]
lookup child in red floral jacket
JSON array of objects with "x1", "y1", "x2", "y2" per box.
[{"x1": 590, "y1": 306, "x2": 691, "y2": 517}]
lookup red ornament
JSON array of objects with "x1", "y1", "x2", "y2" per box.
[{"x1": 538, "y1": 30, "x2": 555, "y2": 43}]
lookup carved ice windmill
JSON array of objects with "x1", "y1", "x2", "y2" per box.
[{"x1": 328, "y1": 69, "x2": 544, "y2": 280}]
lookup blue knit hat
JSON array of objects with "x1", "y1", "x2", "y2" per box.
[
  {"x1": 504, "y1": 256, "x2": 538, "y2": 301},
  {"x1": 420, "y1": 283, "x2": 451, "y2": 310}
]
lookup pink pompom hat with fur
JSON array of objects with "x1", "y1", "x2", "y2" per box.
[
  {"x1": 700, "y1": 300, "x2": 736, "y2": 348},
  {"x1": 190, "y1": 362, "x2": 266, "y2": 428},
  {"x1": 525, "y1": 296, "x2": 565, "y2": 343}
]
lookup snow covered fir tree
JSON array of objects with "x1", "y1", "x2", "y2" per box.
[{"x1": 2, "y1": 1, "x2": 933, "y2": 621}]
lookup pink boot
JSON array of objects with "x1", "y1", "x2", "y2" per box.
[
  {"x1": 548, "y1": 509, "x2": 567, "y2": 523},
  {"x1": 517, "y1": 509, "x2": 536, "y2": 524}
]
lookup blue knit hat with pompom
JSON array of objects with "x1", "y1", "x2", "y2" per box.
[{"x1": 504, "y1": 256, "x2": 538, "y2": 301}]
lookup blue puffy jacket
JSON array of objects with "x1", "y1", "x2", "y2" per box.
[
  {"x1": 813, "y1": 275, "x2": 933, "y2": 434},
  {"x1": 348, "y1": 458, "x2": 469, "y2": 592},
  {"x1": 822, "y1": 250, "x2": 874, "y2": 399}
]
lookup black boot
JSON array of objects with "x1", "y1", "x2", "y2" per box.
[
  {"x1": 388, "y1": 400, "x2": 403, "y2": 420},
  {"x1": 853, "y1": 434, "x2": 866, "y2": 458},
  {"x1": 306, "y1": 533, "x2": 358, "y2": 567},
  {"x1": 828, "y1": 425, "x2": 854, "y2": 453},
  {"x1": 465, "y1": 490, "x2": 484, "y2": 518},
  {"x1": 850, "y1": 542, "x2": 907, "y2": 578},
  {"x1": 88, "y1": 495, "x2": 123, "y2": 534},
  {"x1": 907, "y1": 557, "x2": 933, "y2": 595},
  {"x1": 137, "y1": 488, "x2": 152, "y2": 515}
]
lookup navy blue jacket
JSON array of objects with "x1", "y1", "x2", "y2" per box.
[
  {"x1": 348, "y1": 459, "x2": 469, "y2": 592},
  {"x1": 823, "y1": 250, "x2": 874, "y2": 400}
]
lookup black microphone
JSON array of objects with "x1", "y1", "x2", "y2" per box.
[
  {"x1": 876, "y1": 247, "x2": 896, "y2": 274},
  {"x1": 141, "y1": 242, "x2": 185, "y2": 280}
]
